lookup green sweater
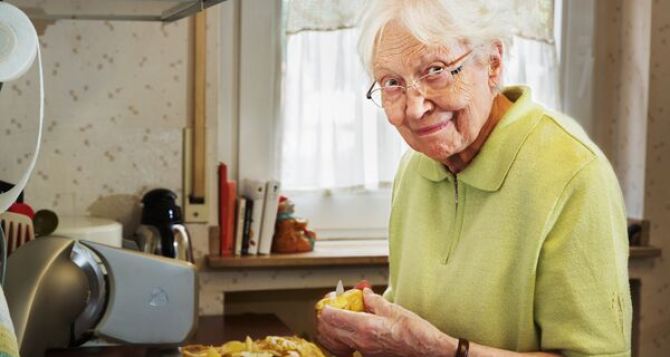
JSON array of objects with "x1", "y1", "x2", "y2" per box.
[{"x1": 385, "y1": 86, "x2": 631, "y2": 356}]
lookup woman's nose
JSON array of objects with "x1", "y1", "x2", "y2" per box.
[{"x1": 404, "y1": 87, "x2": 432, "y2": 120}]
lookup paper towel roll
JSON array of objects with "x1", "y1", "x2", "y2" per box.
[
  {"x1": 0, "y1": 2, "x2": 42, "y2": 214},
  {"x1": 0, "y1": 2, "x2": 37, "y2": 82}
]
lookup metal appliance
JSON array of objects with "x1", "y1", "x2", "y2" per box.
[
  {"x1": 135, "y1": 189, "x2": 194, "y2": 262},
  {"x1": 4, "y1": 236, "x2": 198, "y2": 357}
]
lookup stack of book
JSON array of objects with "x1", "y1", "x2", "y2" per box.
[{"x1": 218, "y1": 163, "x2": 281, "y2": 256}]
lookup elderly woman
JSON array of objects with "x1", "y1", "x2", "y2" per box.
[{"x1": 316, "y1": 1, "x2": 632, "y2": 356}]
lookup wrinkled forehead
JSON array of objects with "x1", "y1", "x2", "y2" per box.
[{"x1": 372, "y1": 20, "x2": 464, "y2": 75}]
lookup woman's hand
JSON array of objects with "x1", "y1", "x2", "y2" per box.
[{"x1": 316, "y1": 288, "x2": 457, "y2": 357}]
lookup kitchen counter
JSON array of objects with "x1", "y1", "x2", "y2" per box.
[{"x1": 46, "y1": 314, "x2": 293, "y2": 356}]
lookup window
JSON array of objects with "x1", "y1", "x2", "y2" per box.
[{"x1": 279, "y1": 26, "x2": 406, "y2": 240}]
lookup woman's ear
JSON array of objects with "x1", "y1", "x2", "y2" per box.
[{"x1": 488, "y1": 40, "x2": 504, "y2": 88}]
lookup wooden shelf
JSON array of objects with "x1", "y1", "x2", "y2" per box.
[
  {"x1": 207, "y1": 240, "x2": 389, "y2": 269},
  {"x1": 207, "y1": 240, "x2": 661, "y2": 269},
  {"x1": 629, "y1": 246, "x2": 662, "y2": 259}
]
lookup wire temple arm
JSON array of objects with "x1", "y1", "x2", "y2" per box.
[{"x1": 0, "y1": 225, "x2": 5, "y2": 286}]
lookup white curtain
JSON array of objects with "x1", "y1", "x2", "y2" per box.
[
  {"x1": 280, "y1": 28, "x2": 407, "y2": 191},
  {"x1": 505, "y1": 36, "x2": 561, "y2": 110},
  {"x1": 285, "y1": 0, "x2": 556, "y2": 43},
  {"x1": 285, "y1": 0, "x2": 361, "y2": 34}
]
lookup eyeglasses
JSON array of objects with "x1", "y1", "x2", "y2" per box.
[{"x1": 366, "y1": 49, "x2": 474, "y2": 108}]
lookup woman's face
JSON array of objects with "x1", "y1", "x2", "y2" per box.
[{"x1": 372, "y1": 22, "x2": 500, "y2": 164}]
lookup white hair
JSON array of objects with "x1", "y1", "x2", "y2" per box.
[{"x1": 357, "y1": 0, "x2": 514, "y2": 76}]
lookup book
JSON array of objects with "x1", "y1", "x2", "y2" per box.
[
  {"x1": 218, "y1": 163, "x2": 229, "y2": 256},
  {"x1": 242, "y1": 179, "x2": 266, "y2": 255},
  {"x1": 224, "y1": 181, "x2": 237, "y2": 256},
  {"x1": 241, "y1": 199, "x2": 254, "y2": 255},
  {"x1": 258, "y1": 180, "x2": 281, "y2": 255},
  {"x1": 234, "y1": 197, "x2": 247, "y2": 256}
]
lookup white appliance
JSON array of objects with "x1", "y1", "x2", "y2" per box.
[
  {"x1": 0, "y1": 1, "x2": 43, "y2": 285},
  {"x1": 0, "y1": 1, "x2": 42, "y2": 214}
]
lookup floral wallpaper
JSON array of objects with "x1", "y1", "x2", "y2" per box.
[
  {"x1": 0, "y1": 18, "x2": 189, "y2": 237},
  {"x1": 641, "y1": 0, "x2": 670, "y2": 354},
  {"x1": 595, "y1": 0, "x2": 670, "y2": 355},
  {"x1": 0, "y1": 10, "x2": 232, "y2": 313}
]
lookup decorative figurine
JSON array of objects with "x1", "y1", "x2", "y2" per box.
[{"x1": 271, "y1": 196, "x2": 316, "y2": 253}]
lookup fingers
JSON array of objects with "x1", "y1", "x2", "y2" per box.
[
  {"x1": 362, "y1": 288, "x2": 396, "y2": 317},
  {"x1": 319, "y1": 307, "x2": 392, "y2": 356},
  {"x1": 319, "y1": 315, "x2": 363, "y2": 351},
  {"x1": 321, "y1": 305, "x2": 371, "y2": 328},
  {"x1": 315, "y1": 329, "x2": 355, "y2": 356},
  {"x1": 316, "y1": 307, "x2": 356, "y2": 357}
]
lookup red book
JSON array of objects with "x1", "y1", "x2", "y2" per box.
[
  {"x1": 218, "y1": 163, "x2": 231, "y2": 256},
  {"x1": 225, "y1": 181, "x2": 237, "y2": 256}
]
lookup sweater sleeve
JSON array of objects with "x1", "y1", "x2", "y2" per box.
[
  {"x1": 534, "y1": 157, "x2": 632, "y2": 357},
  {"x1": 0, "y1": 285, "x2": 19, "y2": 357}
]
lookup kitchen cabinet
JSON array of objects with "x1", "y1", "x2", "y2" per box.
[{"x1": 12, "y1": 0, "x2": 227, "y2": 22}]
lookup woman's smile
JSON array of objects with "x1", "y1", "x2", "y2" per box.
[{"x1": 413, "y1": 111, "x2": 456, "y2": 137}]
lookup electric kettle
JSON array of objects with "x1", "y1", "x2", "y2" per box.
[{"x1": 135, "y1": 189, "x2": 193, "y2": 262}]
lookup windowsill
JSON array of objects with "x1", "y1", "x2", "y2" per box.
[
  {"x1": 629, "y1": 245, "x2": 661, "y2": 259},
  {"x1": 206, "y1": 239, "x2": 389, "y2": 269},
  {"x1": 206, "y1": 240, "x2": 661, "y2": 270}
]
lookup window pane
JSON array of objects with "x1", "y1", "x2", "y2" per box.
[{"x1": 280, "y1": 28, "x2": 407, "y2": 191}]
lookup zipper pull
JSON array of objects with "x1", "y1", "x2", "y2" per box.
[{"x1": 453, "y1": 174, "x2": 459, "y2": 206}]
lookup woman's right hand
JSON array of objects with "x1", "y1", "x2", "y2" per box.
[
  {"x1": 315, "y1": 281, "x2": 371, "y2": 356},
  {"x1": 316, "y1": 320, "x2": 356, "y2": 357}
]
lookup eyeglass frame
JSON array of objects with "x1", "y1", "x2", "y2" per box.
[{"x1": 365, "y1": 49, "x2": 475, "y2": 108}]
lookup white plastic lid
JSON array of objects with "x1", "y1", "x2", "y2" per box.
[{"x1": 54, "y1": 216, "x2": 123, "y2": 247}]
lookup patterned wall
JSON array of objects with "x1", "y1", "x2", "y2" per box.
[
  {"x1": 640, "y1": 0, "x2": 670, "y2": 353},
  {"x1": 593, "y1": 0, "x2": 650, "y2": 220},
  {"x1": 595, "y1": 0, "x2": 670, "y2": 355},
  {"x1": 0, "y1": 18, "x2": 189, "y2": 237}
]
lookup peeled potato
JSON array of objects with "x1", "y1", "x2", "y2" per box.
[
  {"x1": 315, "y1": 288, "x2": 365, "y2": 314},
  {"x1": 220, "y1": 340, "x2": 247, "y2": 354},
  {"x1": 182, "y1": 336, "x2": 324, "y2": 357}
]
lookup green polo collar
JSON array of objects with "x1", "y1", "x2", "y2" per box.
[{"x1": 416, "y1": 86, "x2": 544, "y2": 191}]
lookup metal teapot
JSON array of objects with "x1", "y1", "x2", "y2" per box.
[{"x1": 135, "y1": 189, "x2": 193, "y2": 262}]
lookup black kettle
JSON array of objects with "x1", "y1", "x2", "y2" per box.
[{"x1": 135, "y1": 189, "x2": 193, "y2": 262}]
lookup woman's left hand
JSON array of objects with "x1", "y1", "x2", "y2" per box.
[{"x1": 316, "y1": 288, "x2": 457, "y2": 357}]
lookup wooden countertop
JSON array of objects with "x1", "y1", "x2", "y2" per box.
[
  {"x1": 207, "y1": 240, "x2": 389, "y2": 268},
  {"x1": 629, "y1": 246, "x2": 662, "y2": 259},
  {"x1": 46, "y1": 314, "x2": 293, "y2": 357}
]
